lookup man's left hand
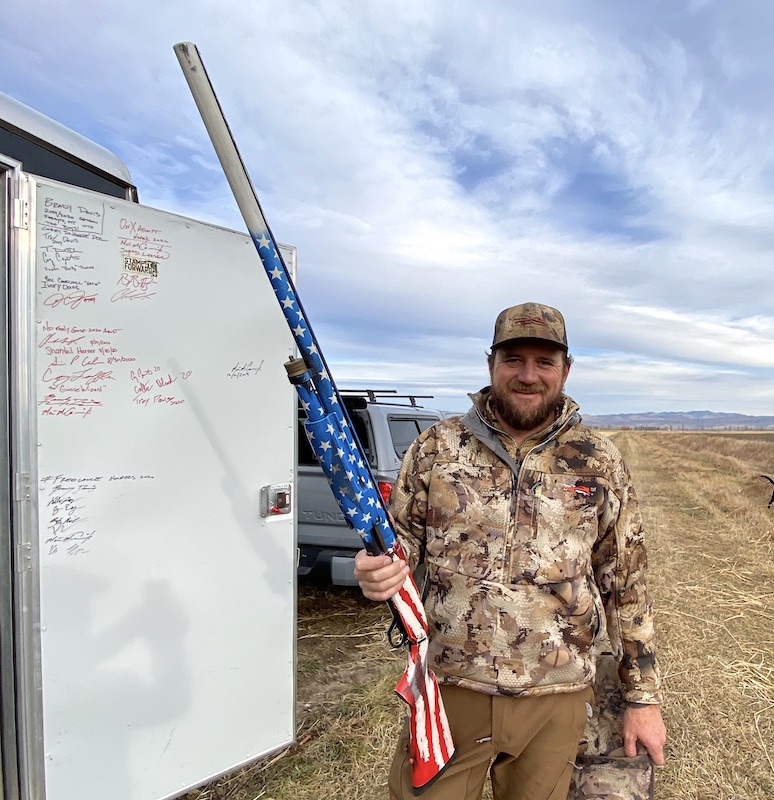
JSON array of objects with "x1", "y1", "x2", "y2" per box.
[{"x1": 622, "y1": 704, "x2": 667, "y2": 765}]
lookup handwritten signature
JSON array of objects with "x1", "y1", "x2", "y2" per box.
[
  {"x1": 46, "y1": 528, "x2": 95, "y2": 556},
  {"x1": 43, "y1": 290, "x2": 97, "y2": 310},
  {"x1": 39, "y1": 245, "x2": 83, "y2": 267},
  {"x1": 119, "y1": 240, "x2": 171, "y2": 260},
  {"x1": 42, "y1": 366, "x2": 114, "y2": 390},
  {"x1": 39, "y1": 395, "x2": 101, "y2": 417},
  {"x1": 227, "y1": 360, "x2": 264, "y2": 379},
  {"x1": 111, "y1": 273, "x2": 157, "y2": 303}
]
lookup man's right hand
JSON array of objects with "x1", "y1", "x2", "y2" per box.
[{"x1": 353, "y1": 549, "x2": 410, "y2": 601}]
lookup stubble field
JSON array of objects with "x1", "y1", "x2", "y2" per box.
[{"x1": 184, "y1": 430, "x2": 774, "y2": 800}]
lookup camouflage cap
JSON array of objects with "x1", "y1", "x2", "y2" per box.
[{"x1": 491, "y1": 302, "x2": 568, "y2": 351}]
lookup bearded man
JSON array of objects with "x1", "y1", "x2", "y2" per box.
[{"x1": 355, "y1": 302, "x2": 667, "y2": 800}]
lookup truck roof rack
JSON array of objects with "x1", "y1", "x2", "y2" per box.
[{"x1": 339, "y1": 389, "x2": 434, "y2": 408}]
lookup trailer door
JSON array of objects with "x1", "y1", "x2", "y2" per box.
[
  {"x1": 7, "y1": 174, "x2": 296, "y2": 800},
  {"x1": 0, "y1": 152, "x2": 23, "y2": 800}
]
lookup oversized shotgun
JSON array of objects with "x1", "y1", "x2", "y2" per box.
[{"x1": 174, "y1": 42, "x2": 454, "y2": 793}]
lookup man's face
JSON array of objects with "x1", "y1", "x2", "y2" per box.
[{"x1": 488, "y1": 341, "x2": 570, "y2": 433}]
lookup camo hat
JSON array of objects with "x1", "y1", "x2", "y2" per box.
[{"x1": 491, "y1": 302, "x2": 568, "y2": 351}]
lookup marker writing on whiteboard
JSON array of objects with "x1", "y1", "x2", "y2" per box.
[{"x1": 227, "y1": 360, "x2": 264, "y2": 379}]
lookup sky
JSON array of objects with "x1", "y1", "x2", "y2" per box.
[{"x1": 2, "y1": 0, "x2": 773, "y2": 416}]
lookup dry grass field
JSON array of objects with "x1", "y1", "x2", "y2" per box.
[{"x1": 184, "y1": 430, "x2": 774, "y2": 800}]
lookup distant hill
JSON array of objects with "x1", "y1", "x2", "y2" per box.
[{"x1": 582, "y1": 410, "x2": 774, "y2": 430}]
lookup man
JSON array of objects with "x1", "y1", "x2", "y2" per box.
[{"x1": 355, "y1": 302, "x2": 666, "y2": 800}]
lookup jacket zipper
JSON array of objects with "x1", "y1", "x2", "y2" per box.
[{"x1": 474, "y1": 409, "x2": 570, "y2": 583}]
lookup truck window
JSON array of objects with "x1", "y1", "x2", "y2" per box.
[
  {"x1": 388, "y1": 417, "x2": 437, "y2": 459},
  {"x1": 297, "y1": 411, "x2": 371, "y2": 466}
]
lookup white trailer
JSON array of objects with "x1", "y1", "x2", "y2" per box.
[{"x1": 0, "y1": 91, "x2": 297, "y2": 800}]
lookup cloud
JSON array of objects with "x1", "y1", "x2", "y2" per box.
[{"x1": 2, "y1": 0, "x2": 772, "y2": 416}]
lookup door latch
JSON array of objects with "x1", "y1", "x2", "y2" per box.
[{"x1": 260, "y1": 484, "x2": 292, "y2": 517}]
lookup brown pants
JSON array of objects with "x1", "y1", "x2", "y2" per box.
[{"x1": 389, "y1": 684, "x2": 592, "y2": 800}]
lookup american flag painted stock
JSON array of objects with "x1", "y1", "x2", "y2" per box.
[
  {"x1": 254, "y1": 231, "x2": 455, "y2": 792},
  {"x1": 174, "y1": 42, "x2": 454, "y2": 790}
]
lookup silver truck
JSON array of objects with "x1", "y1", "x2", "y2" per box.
[{"x1": 296, "y1": 390, "x2": 445, "y2": 585}]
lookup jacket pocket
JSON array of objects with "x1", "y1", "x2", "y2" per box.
[{"x1": 520, "y1": 473, "x2": 604, "y2": 583}]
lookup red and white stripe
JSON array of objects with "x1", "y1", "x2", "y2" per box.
[{"x1": 390, "y1": 546, "x2": 455, "y2": 792}]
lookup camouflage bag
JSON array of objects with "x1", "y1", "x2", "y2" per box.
[
  {"x1": 569, "y1": 750, "x2": 653, "y2": 800},
  {"x1": 567, "y1": 653, "x2": 655, "y2": 800}
]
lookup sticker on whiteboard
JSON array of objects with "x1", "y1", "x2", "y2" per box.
[{"x1": 122, "y1": 256, "x2": 159, "y2": 278}]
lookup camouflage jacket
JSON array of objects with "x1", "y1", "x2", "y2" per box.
[{"x1": 389, "y1": 389, "x2": 662, "y2": 704}]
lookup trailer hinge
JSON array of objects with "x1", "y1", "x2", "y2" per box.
[
  {"x1": 13, "y1": 473, "x2": 33, "y2": 573},
  {"x1": 14, "y1": 472, "x2": 31, "y2": 502},
  {"x1": 15, "y1": 542, "x2": 32, "y2": 573},
  {"x1": 12, "y1": 196, "x2": 30, "y2": 230}
]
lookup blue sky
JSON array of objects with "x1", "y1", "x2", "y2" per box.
[{"x1": 2, "y1": 1, "x2": 773, "y2": 415}]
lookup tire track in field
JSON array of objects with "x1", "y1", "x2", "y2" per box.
[{"x1": 608, "y1": 431, "x2": 774, "y2": 800}]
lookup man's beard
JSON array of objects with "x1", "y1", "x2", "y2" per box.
[{"x1": 489, "y1": 381, "x2": 564, "y2": 432}]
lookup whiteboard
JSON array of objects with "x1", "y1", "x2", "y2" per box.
[{"x1": 20, "y1": 177, "x2": 297, "y2": 800}]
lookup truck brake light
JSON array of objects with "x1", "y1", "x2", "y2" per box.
[{"x1": 377, "y1": 481, "x2": 393, "y2": 504}]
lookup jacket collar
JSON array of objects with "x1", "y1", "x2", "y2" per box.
[{"x1": 463, "y1": 387, "x2": 581, "y2": 451}]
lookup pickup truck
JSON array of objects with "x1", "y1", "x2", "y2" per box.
[{"x1": 296, "y1": 390, "x2": 445, "y2": 586}]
